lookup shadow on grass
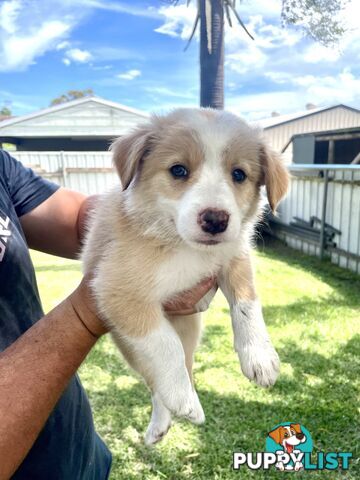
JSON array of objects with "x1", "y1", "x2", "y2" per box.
[{"x1": 84, "y1": 335, "x2": 359, "y2": 479}]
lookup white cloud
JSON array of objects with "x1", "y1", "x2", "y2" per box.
[
  {"x1": 296, "y1": 69, "x2": 360, "y2": 104},
  {"x1": 0, "y1": 16, "x2": 71, "y2": 72},
  {"x1": 240, "y1": 0, "x2": 282, "y2": 19},
  {"x1": 261, "y1": 68, "x2": 360, "y2": 118},
  {"x1": 226, "y1": 90, "x2": 303, "y2": 120},
  {"x1": 117, "y1": 69, "x2": 141, "y2": 80},
  {"x1": 144, "y1": 85, "x2": 197, "y2": 100},
  {"x1": 226, "y1": 45, "x2": 267, "y2": 75},
  {"x1": 56, "y1": 40, "x2": 71, "y2": 50},
  {"x1": 265, "y1": 71, "x2": 293, "y2": 84},
  {"x1": 0, "y1": 0, "x2": 21, "y2": 34},
  {"x1": 71, "y1": 0, "x2": 160, "y2": 19},
  {"x1": 267, "y1": 69, "x2": 360, "y2": 106},
  {"x1": 91, "y1": 46, "x2": 143, "y2": 61},
  {"x1": 91, "y1": 64, "x2": 113, "y2": 71},
  {"x1": 63, "y1": 47, "x2": 93, "y2": 63},
  {"x1": 0, "y1": 0, "x2": 89, "y2": 72},
  {"x1": 303, "y1": 44, "x2": 340, "y2": 63},
  {"x1": 62, "y1": 58, "x2": 71, "y2": 66},
  {"x1": 155, "y1": 3, "x2": 198, "y2": 40}
]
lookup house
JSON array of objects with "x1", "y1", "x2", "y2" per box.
[
  {"x1": 0, "y1": 96, "x2": 148, "y2": 151},
  {"x1": 258, "y1": 104, "x2": 360, "y2": 163}
]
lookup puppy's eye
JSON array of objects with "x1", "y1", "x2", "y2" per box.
[
  {"x1": 170, "y1": 164, "x2": 189, "y2": 179},
  {"x1": 232, "y1": 168, "x2": 247, "y2": 183},
  {"x1": 284, "y1": 432, "x2": 289, "y2": 438}
]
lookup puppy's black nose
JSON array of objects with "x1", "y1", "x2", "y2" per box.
[
  {"x1": 198, "y1": 209, "x2": 229, "y2": 235},
  {"x1": 296, "y1": 433, "x2": 304, "y2": 440}
]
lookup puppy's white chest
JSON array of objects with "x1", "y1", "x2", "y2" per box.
[{"x1": 155, "y1": 247, "x2": 225, "y2": 301}]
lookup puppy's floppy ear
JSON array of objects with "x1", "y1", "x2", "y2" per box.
[
  {"x1": 111, "y1": 123, "x2": 154, "y2": 190},
  {"x1": 259, "y1": 144, "x2": 290, "y2": 212},
  {"x1": 268, "y1": 426, "x2": 284, "y2": 445},
  {"x1": 290, "y1": 423, "x2": 302, "y2": 434}
]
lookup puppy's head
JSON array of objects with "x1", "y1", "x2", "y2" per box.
[
  {"x1": 268, "y1": 424, "x2": 306, "y2": 453},
  {"x1": 112, "y1": 108, "x2": 289, "y2": 247}
]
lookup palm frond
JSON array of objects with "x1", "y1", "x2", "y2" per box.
[
  {"x1": 224, "y1": 0, "x2": 254, "y2": 40},
  {"x1": 184, "y1": 11, "x2": 200, "y2": 51},
  {"x1": 224, "y1": 2, "x2": 233, "y2": 27},
  {"x1": 170, "y1": 0, "x2": 254, "y2": 48}
]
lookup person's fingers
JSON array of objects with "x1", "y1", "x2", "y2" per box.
[
  {"x1": 174, "y1": 278, "x2": 215, "y2": 310},
  {"x1": 164, "y1": 277, "x2": 217, "y2": 315}
]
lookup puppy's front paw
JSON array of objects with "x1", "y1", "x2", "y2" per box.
[{"x1": 238, "y1": 342, "x2": 280, "y2": 387}]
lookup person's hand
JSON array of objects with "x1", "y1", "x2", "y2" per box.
[{"x1": 164, "y1": 277, "x2": 217, "y2": 316}]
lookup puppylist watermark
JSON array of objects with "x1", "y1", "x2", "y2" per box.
[{"x1": 233, "y1": 422, "x2": 352, "y2": 472}]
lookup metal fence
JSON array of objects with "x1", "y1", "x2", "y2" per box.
[
  {"x1": 14, "y1": 151, "x2": 118, "y2": 195},
  {"x1": 274, "y1": 164, "x2": 360, "y2": 274}
]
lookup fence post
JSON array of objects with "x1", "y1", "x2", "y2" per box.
[
  {"x1": 320, "y1": 141, "x2": 335, "y2": 260},
  {"x1": 60, "y1": 151, "x2": 67, "y2": 187},
  {"x1": 319, "y1": 169, "x2": 329, "y2": 260}
]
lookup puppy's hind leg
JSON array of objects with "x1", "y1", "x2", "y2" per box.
[
  {"x1": 111, "y1": 304, "x2": 199, "y2": 423},
  {"x1": 145, "y1": 392, "x2": 172, "y2": 446},
  {"x1": 170, "y1": 313, "x2": 205, "y2": 424},
  {"x1": 144, "y1": 313, "x2": 203, "y2": 445}
]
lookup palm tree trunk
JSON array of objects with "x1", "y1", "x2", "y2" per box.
[{"x1": 199, "y1": 0, "x2": 224, "y2": 109}]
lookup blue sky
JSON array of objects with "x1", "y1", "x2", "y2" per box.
[{"x1": 0, "y1": 0, "x2": 359, "y2": 120}]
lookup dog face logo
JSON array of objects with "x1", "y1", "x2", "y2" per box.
[
  {"x1": 268, "y1": 423, "x2": 306, "y2": 454},
  {"x1": 266, "y1": 422, "x2": 313, "y2": 472}
]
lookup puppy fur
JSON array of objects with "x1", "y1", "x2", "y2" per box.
[{"x1": 82, "y1": 108, "x2": 289, "y2": 445}]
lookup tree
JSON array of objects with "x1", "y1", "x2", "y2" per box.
[
  {"x1": 281, "y1": 0, "x2": 347, "y2": 46},
  {"x1": 50, "y1": 88, "x2": 94, "y2": 106},
  {"x1": 170, "y1": 0, "x2": 347, "y2": 109},
  {"x1": 0, "y1": 106, "x2": 11, "y2": 117}
]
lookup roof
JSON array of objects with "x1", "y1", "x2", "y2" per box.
[
  {"x1": 0, "y1": 96, "x2": 149, "y2": 139},
  {"x1": 257, "y1": 104, "x2": 360, "y2": 129}
]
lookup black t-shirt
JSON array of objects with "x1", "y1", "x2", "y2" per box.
[{"x1": 0, "y1": 150, "x2": 111, "y2": 479}]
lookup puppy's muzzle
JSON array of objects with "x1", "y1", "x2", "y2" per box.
[{"x1": 198, "y1": 209, "x2": 229, "y2": 235}]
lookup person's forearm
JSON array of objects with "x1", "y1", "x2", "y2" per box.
[{"x1": 0, "y1": 296, "x2": 98, "y2": 479}]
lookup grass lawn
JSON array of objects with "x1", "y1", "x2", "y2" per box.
[{"x1": 32, "y1": 239, "x2": 360, "y2": 479}]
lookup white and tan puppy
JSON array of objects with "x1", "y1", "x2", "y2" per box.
[{"x1": 82, "y1": 108, "x2": 289, "y2": 445}]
